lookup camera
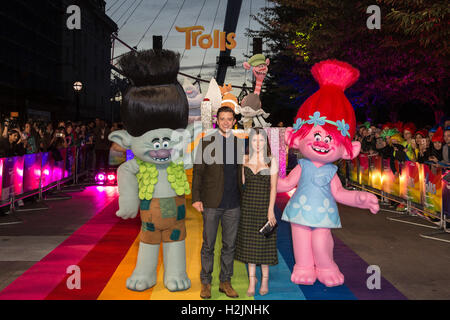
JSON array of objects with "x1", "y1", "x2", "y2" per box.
[
  {"x1": 4, "y1": 118, "x2": 17, "y2": 129},
  {"x1": 55, "y1": 132, "x2": 65, "y2": 138}
]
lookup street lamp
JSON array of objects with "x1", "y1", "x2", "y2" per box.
[
  {"x1": 114, "y1": 91, "x2": 122, "y2": 102},
  {"x1": 73, "y1": 81, "x2": 83, "y2": 121},
  {"x1": 112, "y1": 91, "x2": 122, "y2": 123}
]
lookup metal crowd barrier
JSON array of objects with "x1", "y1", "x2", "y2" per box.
[
  {"x1": 0, "y1": 145, "x2": 91, "y2": 226},
  {"x1": 338, "y1": 154, "x2": 450, "y2": 243}
]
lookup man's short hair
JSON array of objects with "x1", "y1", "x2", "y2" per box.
[
  {"x1": 8, "y1": 129, "x2": 19, "y2": 136},
  {"x1": 216, "y1": 106, "x2": 236, "y2": 119}
]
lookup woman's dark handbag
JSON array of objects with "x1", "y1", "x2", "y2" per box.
[{"x1": 259, "y1": 220, "x2": 278, "y2": 237}]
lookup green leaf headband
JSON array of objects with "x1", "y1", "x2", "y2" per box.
[
  {"x1": 292, "y1": 111, "x2": 351, "y2": 138},
  {"x1": 380, "y1": 128, "x2": 399, "y2": 139}
]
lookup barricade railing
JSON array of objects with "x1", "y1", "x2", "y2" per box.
[
  {"x1": 338, "y1": 154, "x2": 450, "y2": 243},
  {"x1": 0, "y1": 145, "x2": 90, "y2": 225}
]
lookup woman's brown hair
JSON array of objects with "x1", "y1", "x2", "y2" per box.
[{"x1": 248, "y1": 127, "x2": 272, "y2": 166}]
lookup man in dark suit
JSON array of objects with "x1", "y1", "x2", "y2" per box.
[{"x1": 192, "y1": 106, "x2": 245, "y2": 299}]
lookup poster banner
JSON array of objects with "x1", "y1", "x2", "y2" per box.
[
  {"x1": 349, "y1": 158, "x2": 358, "y2": 183},
  {"x1": 358, "y1": 154, "x2": 370, "y2": 186},
  {"x1": 423, "y1": 164, "x2": 442, "y2": 215},
  {"x1": 23, "y1": 153, "x2": 42, "y2": 193},
  {"x1": 391, "y1": 160, "x2": 401, "y2": 197},
  {"x1": 382, "y1": 159, "x2": 394, "y2": 194},
  {"x1": 0, "y1": 158, "x2": 11, "y2": 202},
  {"x1": 0, "y1": 158, "x2": 3, "y2": 200},
  {"x1": 369, "y1": 155, "x2": 382, "y2": 190},
  {"x1": 64, "y1": 146, "x2": 76, "y2": 178},
  {"x1": 279, "y1": 127, "x2": 287, "y2": 178},
  {"x1": 264, "y1": 128, "x2": 287, "y2": 178},
  {"x1": 53, "y1": 148, "x2": 67, "y2": 182},
  {"x1": 398, "y1": 161, "x2": 407, "y2": 198},
  {"x1": 12, "y1": 156, "x2": 24, "y2": 196},
  {"x1": 405, "y1": 161, "x2": 421, "y2": 204},
  {"x1": 41, "y1": 152, "x2": 53, "y2": 188},
  {"x1": 338, "y1": 159, "x2": 347, "y2": 181},
  {"x1": 443, "y1": 170, "x2": 450, "y2": 218}
]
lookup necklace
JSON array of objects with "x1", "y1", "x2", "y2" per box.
[{"x1": 135, "y1": 158, "x2": 190, "y2": 200}]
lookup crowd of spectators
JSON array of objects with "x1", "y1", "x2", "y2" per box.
[
  {"x1": 354, "y1": 118, "x2": 450, "y2": 168},
  {"x1": 0, "y1": 117, "x2": 127, "y2": 174},
  {"x1": 352, "y1": 117, "x2": 449, "y2": 213}
]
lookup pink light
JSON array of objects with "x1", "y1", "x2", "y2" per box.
[
  {"x1": 97, "y1": 173, "x2": 105, "y2": 181},
  {"x1": 96, "y1": 186, "x2": 104, "y2": 192},
  {"x1": 43, "y1": 169, "x2": 50, "y2": 176},
  {"x1": 107, "y1": 174, "x2": 116, "y2": 181}
]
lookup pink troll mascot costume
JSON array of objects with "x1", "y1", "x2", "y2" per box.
[{"x1": 278, "y1": 60, "x2": 379, "y2": 287}]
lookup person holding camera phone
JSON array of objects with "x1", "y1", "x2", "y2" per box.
[
  {"x1": 234, "y1": 127, "x2": 279, "y2": 297},
  {"x1": 414, "y1": 130, "x2": 430, "y2": 163},
  {"x1": 48, "y1": 127, "x2": 67, "y2": 162}
]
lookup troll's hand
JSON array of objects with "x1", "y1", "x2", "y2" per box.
[
  {"x1": 116, "y1": 197, "x2": 139, "y2": 219},
  {"x1": 356, "y1": 192, "x2": 379, "y2": 214}
]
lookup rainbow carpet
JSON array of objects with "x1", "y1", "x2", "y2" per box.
[{"x1": 0, "y1": 193, "x2": 406, "y2": 300}]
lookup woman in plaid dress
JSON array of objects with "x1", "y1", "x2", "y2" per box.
[{"x1": 235, "y1": 128, "x2": 278, "y2": 296}]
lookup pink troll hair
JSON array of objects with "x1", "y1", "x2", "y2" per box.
[
  {"x1": 311, "y1": 59, "x2": 360, "y2": 91},
  {"x1": 289, "y1": 59, "x2": 360, "y2": 159}
]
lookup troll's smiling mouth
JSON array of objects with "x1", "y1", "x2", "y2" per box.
[
  {"x1": 151, "y1": 156, "x2": 171, "y2": 162},
  {"x1": 311, "y1": 145, "x2": 330, "y2": 154},
  {"x1": 148, "y1": 149, "x2": 172, "y2": 162}
]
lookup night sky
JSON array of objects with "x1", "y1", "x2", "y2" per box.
[{"x1": 106, "y1": 0, "x2": 270, "y2": 94}]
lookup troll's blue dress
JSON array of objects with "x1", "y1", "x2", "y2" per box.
[{"x1": 282, "y1": 158, "x2": 341, "y2": 228}]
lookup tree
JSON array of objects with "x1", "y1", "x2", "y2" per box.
[{"x1": 249, "y1": 0, "x2": 449, "y2": 125}]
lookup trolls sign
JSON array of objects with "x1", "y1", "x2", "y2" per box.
[{"x1": 175, "y1": 26, "x2": 236, "y2": 51}]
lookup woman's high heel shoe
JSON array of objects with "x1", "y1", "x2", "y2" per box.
[
  {"x1": 247, "y1": 276, "x2": 257, "y2": 297},
  {"x1": 259, "y1": 276, "x2": 269, "y2": 296}
]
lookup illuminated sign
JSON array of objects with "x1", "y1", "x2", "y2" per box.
[{"x1": 175, "y1": 26, "x2": 236, "y2": 51}]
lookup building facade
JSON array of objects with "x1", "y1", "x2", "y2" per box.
[{"x1": 0, "y1": 0, "x2": 117, "y2": 121}]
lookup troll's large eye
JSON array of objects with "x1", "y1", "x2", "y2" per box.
[
  {"x1": 324, "y1": 136, "x2": 332, "y2": 144},
  {"x1": 153, "y1": 142, "x2": 160, "y2": 149},
  {"x1": 162, "y1": 141, "x2": 169, "y2": 148},
  {"x1": 314, "y1": 133, "x2": 322, "y2": 142}
]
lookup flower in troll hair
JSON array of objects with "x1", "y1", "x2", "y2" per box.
[
  {"x1": 306, "y1": 111, "x2": 327, "y2": 127},
  {"x1": 336, "y1": 119, "x2": 350, "y2": 138}
]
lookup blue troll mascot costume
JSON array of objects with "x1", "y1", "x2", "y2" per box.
[{"x1": 109, "y1": 49, "x2": 194, "y2": 292}]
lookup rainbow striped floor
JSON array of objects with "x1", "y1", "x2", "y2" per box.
[{"x1": 0, "y1": 190, "x2": 406, "y2": 300}]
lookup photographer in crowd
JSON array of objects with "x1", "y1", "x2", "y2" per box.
[{"x1": 0, "y1": 128, "x2": 26, "y2": 158}]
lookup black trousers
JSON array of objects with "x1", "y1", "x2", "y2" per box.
[{"x1": 200, "y1": 207, "x2": 241, "y2": 284}]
